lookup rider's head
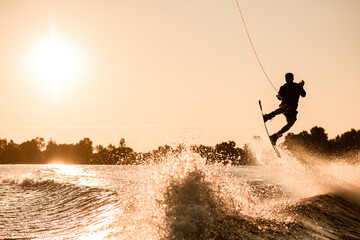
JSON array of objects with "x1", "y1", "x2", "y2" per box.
[{"x1": 285, "y1": 72, "x2": 294, "y2": 84}]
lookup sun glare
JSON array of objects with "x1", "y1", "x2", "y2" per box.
[
  {"x1": 28, "y1": 29, "x2": 82, "y2": 99},
  {"x1": 48, "y1": 163, "x2": 82, "y2": 176}
]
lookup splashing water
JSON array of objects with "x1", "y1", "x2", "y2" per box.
[{"x1": 1, "y1": 141, "x2": 360, "y2": 239}]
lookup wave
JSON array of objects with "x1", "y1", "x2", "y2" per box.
[
  {"x1": 162, "y1": 169, "x2": 360, "y2": 240},
  {"x1": 162, "y1": 169, "x2": 297, "y2": 239},
  {"x1": 286, "y1": 194, "x2": 360, "y2": 239},
  {"x1": 2, "y1": 143, "x2": 360, "y2": 239},
  {"x1": 0, "y1": 178, "x2": 118, "y2": 239},
  {"x1": 156, "y1": 146, "x2": 360, "y2": 240}
]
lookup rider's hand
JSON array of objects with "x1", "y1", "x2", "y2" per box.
[{"x1": 300, "y1": 80, "x2": 305, "y2": 87}]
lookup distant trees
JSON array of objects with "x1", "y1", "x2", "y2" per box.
[
  {"x1": 331, "y1": 129, "x2": 360, "y2": 155},
  {"x1": 41, "y1": 138, "x2": 94, "y2": 164},
  {"x1": 0, "y1": 137, "x2": 94, "y2": 165},
  {"x1": 0, "y1": 140, "x2": 19, "y2": 164},
  {"x1": 0, "y1": 136, "x2": 256, "y2": 165},
  {"x1": 283, "y1": 126, "x2": 360, "y2": 158},
  {"x1": 0, "y1": 138, "x2": 45, "y2": 164},
  {"x1": 192, "y1": 141, "x2": 256, "y2": 165},
  {"x1": 19, "y1": 138, "x2": 45, "y2": 164},
  {"x1": 92, "y1": 138, "x2": 136, "y2": 165},
  {"x1": 0, "y1": 126, "x2": 359, "y2": 165}
]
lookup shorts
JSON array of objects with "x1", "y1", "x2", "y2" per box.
[{"x1": 281, "y1": 103, "x2": 298, "y2": 120}]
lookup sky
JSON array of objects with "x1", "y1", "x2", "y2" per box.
[{"x1": 0, "y1": 0, "x2": 359, "y2": 151}]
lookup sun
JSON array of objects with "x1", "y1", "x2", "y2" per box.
[{"x1": 28, "y1": 28, "x2": 82, "y2": 99}]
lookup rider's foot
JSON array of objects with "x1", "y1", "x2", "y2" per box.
[
  {"x1": 263, "y1": 114, "x2": 271, "y2": 122},
  {"x1": 270, "y1": 133, "x2": 282, "y2": 145}
]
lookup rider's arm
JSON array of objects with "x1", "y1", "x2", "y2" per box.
[
  {"x1": 299, "y1": 80, "x2": 306, "y2": 97},
  {"x1": 277, "y1": 85, "x2": 285, "y2": 100}
]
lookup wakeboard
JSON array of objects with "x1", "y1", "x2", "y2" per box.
[{"x1": 258, "y1": 100, "x2": 281, "y2": 158}]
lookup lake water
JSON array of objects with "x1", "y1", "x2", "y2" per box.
[{"x1": 1, "y1": 147, "x2": 360, "y2": 239}]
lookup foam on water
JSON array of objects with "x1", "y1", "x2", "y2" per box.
[
  {"x1": 248, "y1": 137, "x2": 360, "y2": 201},
  {"x1": 131, "y1": 148, "x2": 300, "y2": 239},
  {"x1": 1, "y1": 140, "x2": 360, "y2": 239}
]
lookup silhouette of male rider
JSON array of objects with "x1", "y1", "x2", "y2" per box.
[{"x1": 263, "y1": 72, "x2": 306, "y2": 144}]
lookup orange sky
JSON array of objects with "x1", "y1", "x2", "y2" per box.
[{"x1": 0, "y1": 0, "x2": 359, "y2": 151}]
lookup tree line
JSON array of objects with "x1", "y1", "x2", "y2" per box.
[
  {"x1": 283, "y1": 126, "x2": 360, "y2": 159},
  {"x1": 0, "y1": 137, "x2": 256, "y2": 165},
  {"x1": 0, "y1": 126, "x2": 358, "y2": 165}
]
